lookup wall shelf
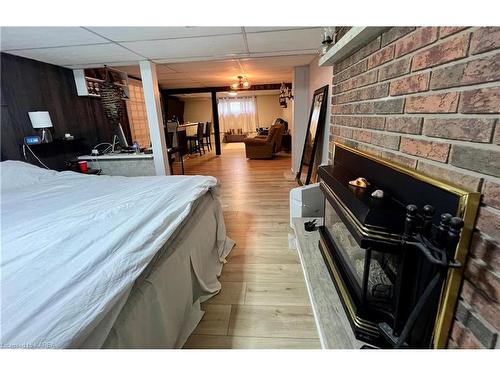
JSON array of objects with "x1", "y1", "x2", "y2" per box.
[
  {"x1": 319, "y1": 27, "x2": 388, "y2": 67},
  {"x1": 73, "y1": 67, "x2": 130, "y2": 100}
]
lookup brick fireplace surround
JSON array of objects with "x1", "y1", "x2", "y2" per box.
[{"x1": 329, "y1": 26, "x2": 499, "y2": 348}]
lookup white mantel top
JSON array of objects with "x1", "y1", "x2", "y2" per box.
[{"x1": 319, "y1": 27, "x2": 388, "y2": 67}]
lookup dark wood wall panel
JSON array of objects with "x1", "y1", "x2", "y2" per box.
[
  {"x1": 0, "y1": 53, "x2": 116, "y2": 169},
  {"x1": 164, "y1": 95, "x2": 184, "y2": 123}
]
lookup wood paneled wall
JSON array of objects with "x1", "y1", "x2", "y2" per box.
[
  {"x1": 164, "y1": 95, "x2": 185, "y2": 123},
  {"x1": 0, "y1": 53, "x2": 117, "y2": 169}
]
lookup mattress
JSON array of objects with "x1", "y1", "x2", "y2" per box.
[{"x1": 0, "y1": 160, "x2": 233, "y2": 348}]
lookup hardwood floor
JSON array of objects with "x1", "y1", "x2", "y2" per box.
[{"x1": 180, "y1": 143, "x2": 321, "y2": 349}]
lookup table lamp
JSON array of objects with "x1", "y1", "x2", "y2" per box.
[{"x1": 28, "y1": 111, "x2": 53, "y2": 143}]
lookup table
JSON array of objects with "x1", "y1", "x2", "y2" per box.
[{"x1": 178, "y1": 122, "x2": 199, "y2": 129}]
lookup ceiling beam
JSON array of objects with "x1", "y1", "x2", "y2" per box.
[{"x1": 161, "y1": 82, "x2": 292, "y2": 95}]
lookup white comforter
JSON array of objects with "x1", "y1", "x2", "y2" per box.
[{"x1": 0, "y1": 161, "x2": 219, "y2": 348}]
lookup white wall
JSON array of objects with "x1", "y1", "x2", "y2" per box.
[
  {"x1": 308, "y1": 55, "x2": 333, "y2": 165},
  {"x1": 256, "y1": 95, "x2": 287, "y2": 127},
  {"x1": 281, "y1": 103, "x2": 293, "y2": 126},
  {"x1": 183, "y1": 98, "x2": 212, "y2": 124}
]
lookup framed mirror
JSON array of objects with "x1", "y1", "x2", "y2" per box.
[{"x1": 296, "y1": 85, "x2": 329, "y2": 185}]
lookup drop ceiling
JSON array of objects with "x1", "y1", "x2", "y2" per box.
[
  {"x1": 1, "y1": 26, "x2": 320, "y2": 89},
  {"x1": 115, "y1": 55, "x2": 315, "y2": 88}
]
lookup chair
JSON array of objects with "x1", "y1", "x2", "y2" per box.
[
  {"x1": 255, "y1": 118, "x2": 288, "y2": 136},
  {"x1": 186, "y1": 122, "x2": 205, "y2": 156},
  {"x1": 165, "y1": 120, "x2": 184, "y2": 174},
  {"x1": 203, "y1": 122, "x2": 212, "y2": 151},
  {"x1": 243, "y1": 124, "x2": 285, "y2": 159}
]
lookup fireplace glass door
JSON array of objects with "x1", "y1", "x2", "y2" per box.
[{"x1": 324, "y1": 201, "x2": 399, "y2": 315}]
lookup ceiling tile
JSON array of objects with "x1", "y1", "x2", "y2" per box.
[
  {"x1": 239, "y1": 54, "x2": 316, "y2": 71},
  {"x1": 66, "y1": 61, "x2": 142, "y2": 69},
  {"x1": 246, "y1": 28, "x2": 322, "y2": 53},
  {"x1": 165, "y1": 59, "x2": 240, "y2": 73},
  {"x1": 0, "y1": 27, "x2": 109, "y2": 50},
  {"x1": 152, "y1": 54, "x2": 250, "y2": 64},
  {"x1": 157, "y1": 64, "x2": 176, "y2": 73},
  {"x1": 160, "y1": 81, "x2": 206, "y2": 89},
  {"x1": 121, "y1": 34, "x2": 247, "y2": 60},
  {"x1": 8, "y1": 44, "x2": 143, "y2": 66},
  {"x1": 110, "y1": 65, "x2": 141, "y2": 77},
  {"x1": 244, "y1": 27, "x2": 315, "y2": 33},
  {"x1": 87, "y1": 27, "x2": 242, "y2": 42}
]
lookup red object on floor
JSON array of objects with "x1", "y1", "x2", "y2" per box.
[{"x1": 78, "y1": 161, "x2": 88, "y2": 173}]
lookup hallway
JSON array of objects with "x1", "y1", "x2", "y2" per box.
[{"x1": 182, "y1": 143, "x2": 320, "y2": 348}]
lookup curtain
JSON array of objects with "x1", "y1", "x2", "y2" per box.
[{"x1": 218, "y1": 96, "x2": 258, "y2": 133}]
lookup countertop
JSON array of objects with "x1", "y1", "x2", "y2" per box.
[{"x1": 78, "y1": 153, "x2": 154, "y2": 160}]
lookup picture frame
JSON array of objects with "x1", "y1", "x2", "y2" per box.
[{"x1": 296, "y1": 85, "x2": 329, "y2": 185}]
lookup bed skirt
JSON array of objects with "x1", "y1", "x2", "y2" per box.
[{"x1": 83, "y1": 192, "x2": 234, "y2": 348}]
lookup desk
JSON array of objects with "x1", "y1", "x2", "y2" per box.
[
  {"x1": 24, "y1": 138, "x2": 86, "y2": 171},
  {"x1": 78, "y1": 153, "x2": 155, "y2": 177}
]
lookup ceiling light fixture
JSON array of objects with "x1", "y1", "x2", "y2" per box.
[{"x1": 229, "y1": 75, "x2": 250, "y2": 90}]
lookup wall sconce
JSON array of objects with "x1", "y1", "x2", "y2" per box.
[
  {"x1": 279, "y1": 82, "x2": 293, "y2": 108},
  {"x1": 320, "y1": 27, "x2": 335, "y2": 55}
]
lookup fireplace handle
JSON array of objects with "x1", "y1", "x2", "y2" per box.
[
  {"x1": 394, "y1": 271, "x2": 444, "y2": 348},
  {"x1": 403, "y1": 240, "x2": 461, "y2": 269}
]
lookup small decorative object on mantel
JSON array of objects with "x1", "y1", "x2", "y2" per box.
[
  {"x1": 319, "y1": 27, "x2": 335, "y2": 55},
  {"x1": 371, "y1": 189, "x2": 384, "y2": 199},
  {"x1": 349, "y1": 177, "x2": 370, "y2": 188}
]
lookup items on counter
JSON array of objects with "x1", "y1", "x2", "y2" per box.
[
  {"x1": 78, "y1": 161, "x2": 88, "y2": 173},
  {"x1": 371, "y1": 189, "x2": 385, "y2": 199},
  {"x1": 349, "y1": 177, "x2": 370, "y2": 188}
]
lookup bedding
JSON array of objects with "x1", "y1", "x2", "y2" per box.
[{"x1": 0, "y1": 160, "x2": 233, "y2": 348}]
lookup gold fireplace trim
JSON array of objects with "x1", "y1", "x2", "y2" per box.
[
  {"x1": 319, "y1": 235, "x2": 379, "y2": 336},
  {"x1": 331, "y1": 142, "x2": 480, "y2": 349},
  {"x1": 321, "y1": 180, "x2": 402, "y2": 242}
]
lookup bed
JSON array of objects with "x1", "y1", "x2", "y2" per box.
[{"x1": 0, "y1": 160, "x2": 234, "y2": 348}]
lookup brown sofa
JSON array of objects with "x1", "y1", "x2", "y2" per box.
[
  {"x1": 243, "y1": 124, "x2": 285, "y2": 159},
  {"x1": 223, "y1": 128, "x2": 248, "y2": 143}
]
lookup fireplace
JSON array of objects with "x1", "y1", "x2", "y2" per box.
[{"x1": 317, "y1": 143, "x2": 480, "y2": 348}]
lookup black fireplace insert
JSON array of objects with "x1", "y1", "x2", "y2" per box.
[{"x1": 317, "y1": 143, "x2": 479, "y2": 348}]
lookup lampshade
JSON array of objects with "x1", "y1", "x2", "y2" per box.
[{"x1": 29, "y1": 111, "x2": 53, "y2": 129}]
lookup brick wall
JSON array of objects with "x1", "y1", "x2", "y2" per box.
[
  {"x1": 329, "y1": 26, "x2": 500, "y2": 349},
  {"x1": 126, "y1": 79, "x2": 150, "y2": 148}
]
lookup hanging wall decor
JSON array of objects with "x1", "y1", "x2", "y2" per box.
[{"x1": 100, "y1": 66, "x2": 125, "y2": 127}]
